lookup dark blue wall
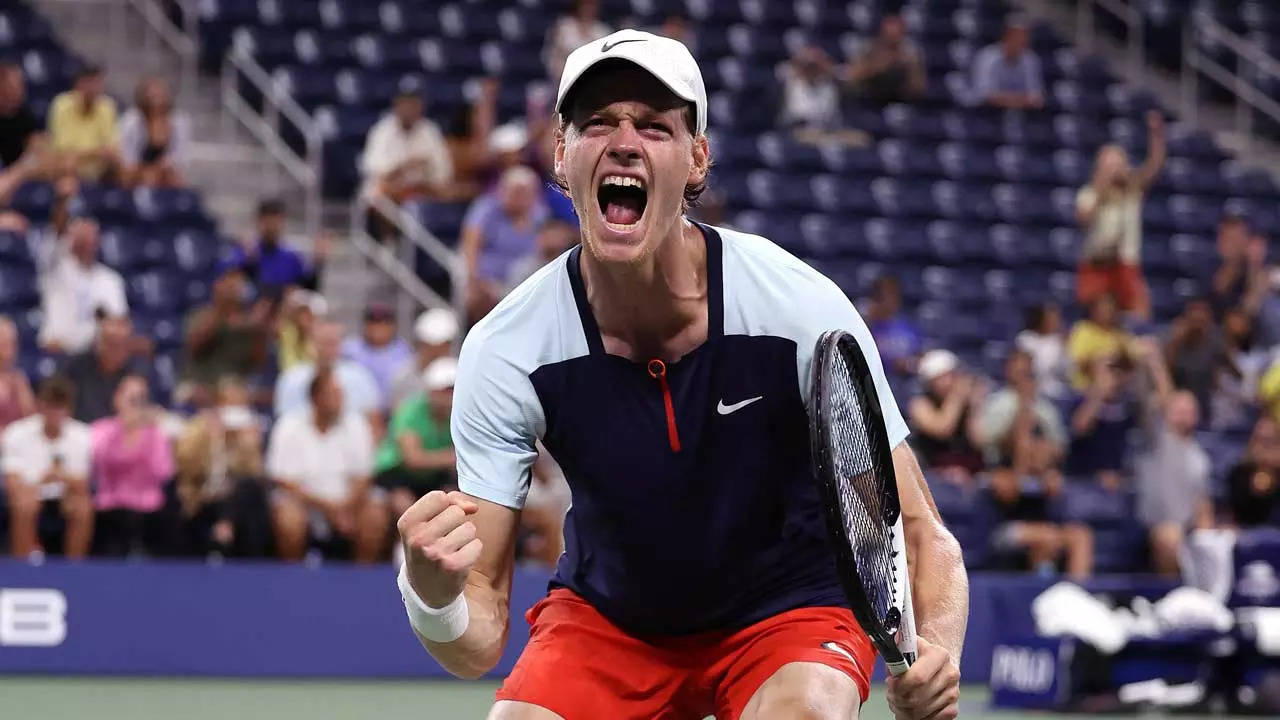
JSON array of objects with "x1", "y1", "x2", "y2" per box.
[{"x1": 0, "y1": 560, "x2": 1174, "y2": 682}]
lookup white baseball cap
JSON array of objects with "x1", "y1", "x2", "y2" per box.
[
  {"x1": 918, "y1": 349, "x2": 959, "y2": 382},
  {"x1": 422, "y1": 356, "x2": 458, "y2": 392},
  {"x1": 414, "y1": 307, "x2": 459, "y2": 345},
  {"x1": 555, "y1": 29, "x2": 707, "y2": 135}
]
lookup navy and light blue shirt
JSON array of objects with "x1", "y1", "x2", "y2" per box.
[{"x1": 453, "y1": 222, "x2": 909, "y2": 636}]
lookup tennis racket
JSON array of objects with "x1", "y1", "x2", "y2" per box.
[{"x1": 808, "y1": 329, "x2": 917, "y2": 676}]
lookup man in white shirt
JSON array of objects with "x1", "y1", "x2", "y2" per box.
[
  {"x1": 2, "y1": 375, "x2": 93, "y2": 558},
  {"x1": 37, "y1": 215, "x2": 128, "y2": 354},
  {"x1": 266, "y1": 367, "x2": 385, "y2": 563},
  {"x1": 359, "y1": 83, "x2": 453, "y2": 203}
]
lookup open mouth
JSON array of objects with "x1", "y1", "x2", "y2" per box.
[{"x1": 596, "y1": 174, "x2": 648, "y2": 231}]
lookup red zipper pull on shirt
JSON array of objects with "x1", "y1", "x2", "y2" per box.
[{"x1": 647, "y1": 359, "x2": 681, "y2": 453}]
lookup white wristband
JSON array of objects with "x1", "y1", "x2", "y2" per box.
[{"x1": 397, "y1": 563, "x2": 469, "y2": 643}]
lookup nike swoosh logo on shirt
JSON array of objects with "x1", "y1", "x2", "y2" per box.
[
  {"x1": 716, "y1": 396, "x2": 763, "y2": 415},
  {"x1": 601, "y1": 38, "x2": 646, "y2": 52}
]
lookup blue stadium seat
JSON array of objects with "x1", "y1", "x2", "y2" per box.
[{"x1": 0, "y1": 267, "x2": 37, "y2": 311}]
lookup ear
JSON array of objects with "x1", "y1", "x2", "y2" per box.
[
  {"x1": 688, "y1": 133, "x2": 711, "y2": 187},
  {"x1": 553, "y1": 124, "x2": 568, "y2": 188}
]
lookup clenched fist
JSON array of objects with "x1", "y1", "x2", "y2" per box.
[
  {"x1": 886, "y1": 636, "x2": 961, "y2": 720},
  {"x1": 397, "y1": 490, "x2": 483, "y2": 608}
]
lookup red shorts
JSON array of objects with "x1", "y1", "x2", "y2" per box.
[
  {"x1": 496, "y1": 589, "x2": 875, "y2": 720},
  {"x1": 1077, "y1": 261, "x2": 1147, "y2": 311}
]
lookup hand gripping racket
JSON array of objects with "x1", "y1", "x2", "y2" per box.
[{"x1": 809, "y1": 330, "x2": 917, "y2": 675}]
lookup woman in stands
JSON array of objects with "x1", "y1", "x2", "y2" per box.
[
  {"x1": 119, "y1": 76, "x2": 190, "y2": 188},
  {"x1": 91, "y1": 373, "x2": 176, "y2": 556},
  {"x1": 1075, "y1": 110, "x2": 1165, "y2": 321}
]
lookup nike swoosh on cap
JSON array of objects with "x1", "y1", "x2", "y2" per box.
[
  {"x1": 716, "y1": 396, "x2": 764, "y2": 415},
  {"x1": 601, "y1": 38, "x2": 646, "y2": 52}
]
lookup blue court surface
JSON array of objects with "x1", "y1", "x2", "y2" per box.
[{"x1": 0, "y1": 678, "x2": 1241, "y2": 720}]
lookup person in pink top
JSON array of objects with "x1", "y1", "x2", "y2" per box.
[{"x1": 91, "y1": 373, "x2": 175, "y2": 556}]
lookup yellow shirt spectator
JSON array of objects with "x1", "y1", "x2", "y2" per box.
[
  {"x1": 1067, "y1": 319, "x2": 1134, "y2": 389},
  {"x1": 48, "y1": 82, "x2": 118, "y2": 179}
]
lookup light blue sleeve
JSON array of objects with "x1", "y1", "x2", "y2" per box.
[
  {"x1": 450, "y1": 327, "x2": 542, "y2": 509},
  {"x1": 971, "y1": 46, "x2": 997, "y2": 103},
  {"x1": 1025, "y1": 52, "x2": 1044, "y2": 98}
]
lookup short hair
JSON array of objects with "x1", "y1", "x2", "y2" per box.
[
  {"x1": 1220, "y1": 213, "x2": 1248, "y2": 229},
  {"x1": 257, "y1": 198, "x2": 285, "y2": 217},
  {"x1": 1024, "y1": 302, "x2": 1055, "y2": 332},
  {"x1": 308, "y1": 368, "x2": 334, "y2": 402},
  {"x1": 0, "y1": 61, "x2": 20, "y2": 77},
  {"x1": 38, "y1": 375, "x2": 75, "y2": 407}
]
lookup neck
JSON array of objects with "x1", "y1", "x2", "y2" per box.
[
  {"x1": 43, "y1": 418, "x2": 60, "y2": 439},
  {"x1": 581, "y1": 219, "x2": 707, "y2": 359},
  {"x1": 314, "y1": 408, "x2": 337, "y2": 431}
]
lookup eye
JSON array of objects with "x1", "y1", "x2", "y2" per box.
[{"x1": 644, "y1": 121, "x2": 672, "y2": 135}]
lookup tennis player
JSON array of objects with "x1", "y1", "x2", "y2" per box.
[{"x1": 396, "y1": 29, "x2": 968, "y2": 720}]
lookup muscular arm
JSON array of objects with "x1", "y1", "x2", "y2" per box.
[
  {"x1": 893, "y1": 442, "x2": 968, "y2": 665},
  {"x1": 907, "y1": 393, "x2": 965, "y2": 441},
  {"x1": 409, "y1": 495, "x2": 520, "y2": 679}
]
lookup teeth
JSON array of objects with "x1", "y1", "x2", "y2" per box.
[
  {"x1": 605, "y1": 221, "x2": 639, "y2": 231},
  {"x1": 601, "y1": 175, "x2": 645, "y2": 190}
]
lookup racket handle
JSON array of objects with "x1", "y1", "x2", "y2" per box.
[{"x1": 885, "y1": 655, "x2": 912, "y2": 676}]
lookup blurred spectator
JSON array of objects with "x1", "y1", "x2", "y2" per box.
[
  {"x1": 48, "y1": 65, "x2": 120, "y2": 181},
  {"x1": 1066, "y1": 294, "x2": 1133, "y2": 389},
  {"x1": 274, "y1": 319, "x2": 380, "y2": 421},
  {"x1": 266, "y1": 368, "x2": 384, "y2": 563},
  {"x1": 1066, "y1": 338, "x2": 1166, "y2": 489},
  {"x1": 62, "y1": 314, "x2": 151, "y2": 423},
  {"x1": 0, "y1": 61, "x2": 41, "y2": 169},
  {"x1": 1211, "y1": 215, "x2": 1267, "y2": 317},
  {"x1": 388, "y1": 308, "x2": 459, "y2": 409},
  {"x1": 359, "y1": 82, "x2": 453, "y2": 204},
  {"x1": 277, "y1": 289, "x2": 326, "y2": 373},
  {"x1": 37, "y1": 215, "x2": 128, "y2": 354},
  {"x1": 460, "y1": 165, "x2": 549, "y2": 322},
  {"x1": 986, "y1": 467, "x2": 1092, "y2": 579},
  {"x1": 375, "y1": 357, "x2": 457, "y2": 522},
  {"x1": 1214, "y1": 307, "x2": 1267, "y2": 429},
  {"x1": 1015, "y1": 302, "x2": 1067, "y2": 401},
  {"x1": 118, "y1": 76, "x2": 189, "y2": 188},
  {"x1": 2, "y1": 376, "x2": 93, "y2": 559},
  {"x1": 1075, "y1": 111, "x2": 1166, "y2": 321},
  {"x1": 846, "y1": 13, "x2": 926, "y2": 104},
  {"x1": 224, "y1": 199, "x2": 327, "y2": 300},
  {"x1": 342, "y1": 303, "x2": 411, "y2": 408},
  {"x1": 908, "y1": 350, "x2": 986, "y2": 482},
  {"x1": 442, "y1": 78, "x2": 498, "y2": 196},
  {"x1": 179, "y1": 264, "x2": 270, "y2": 406},
  {"x1": 0, "y1": 316, "x2": 35, "y2": 432},
  {"x1": 979, "y1": 349, "x2": 1066, "y2": 476},
  {"x1": 655, "y1": 12, "x2": 696, "y2": 56},
  {"x1": 781, "y1": 44, "x2": 866, "y2": 146},
  {"x1": 175, "y1": 376, "x2": 270, "y2": 558},
  {"x1": 865, "y1": 274, "x2": 922, "y2": 378},
  {"x1": 90, "y1": 374, "x2": 175, "y2": 557},
  {"x1": 1224, "y1": 417, "x2": 1280, "y2": 527},
  {"x1": 545, "y1": 0, "x2": 612, "y2": 81},
  {"x1": 1135, "y1": 390, "x2": 1210, "y2": 576},
  {"x1": 507, "y1": 218, "x2": 578, "y2": 291},
  {"x1": 1165, "y1": 297, "x2": 1229, "y2": 420},
  {"x1": 971, "y1": 15, "x2": 1043, "y2": 110}
]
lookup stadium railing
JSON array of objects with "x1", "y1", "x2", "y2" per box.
[
  {"x1": 1075, "y1": 0, "x2": 1145, "y2": 78},
  {"x1": 349, "y1": 194, "x2": 465, "y2": 329},
  {"x1": 1181, "y1": 16, "x2": 1280, "y2": 157},
  {"x1": 219, "y1": 46, "x2": 323, "y2": 239}
]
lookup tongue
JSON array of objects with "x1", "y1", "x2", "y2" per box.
[{"x1": 604, "y1": 197, "x2": 642, "y2": 226}]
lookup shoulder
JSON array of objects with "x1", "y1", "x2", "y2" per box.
[
  {"x1": 272, "y1": 409, "x2": 309, "y2": 436},
  {"x1": 460, "y1": 250, "x2": 582, "y2": 375},
  {"x1": 49, "y1": 92, "x2": 73, "y2": 112},
  {"x1": 2, "y1": 414, "x2": 36, "y2": 441},
  {"x1": 65, "y1": 419, "x2": 91, "y2": 444},
  {"x1": 718, "y1": 224, "x2": 856, "y2": 336},
  {"x1": 340, "y1": 411, "x2": 372, "y2": 436}
]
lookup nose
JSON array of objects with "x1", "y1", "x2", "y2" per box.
[{"x1": 606, "y1": 122, "x2": 642, "y2": 165}]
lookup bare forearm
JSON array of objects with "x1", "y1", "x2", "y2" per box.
[{"x1": 911, "y1": 519, "x2": 969, "y2": 665}]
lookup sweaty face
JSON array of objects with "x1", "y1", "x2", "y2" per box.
[{"x1": 557, "y1": 64, "x2": 708, "y2": 266}]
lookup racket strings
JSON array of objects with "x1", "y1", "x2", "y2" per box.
[{"x1": 826, "y1": 346, "x2": 900, "y2": 629}]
